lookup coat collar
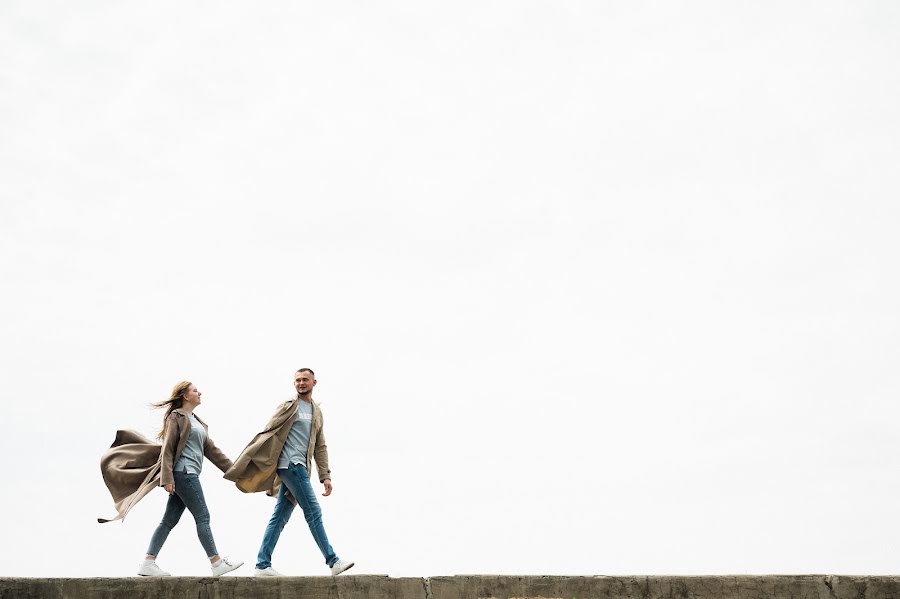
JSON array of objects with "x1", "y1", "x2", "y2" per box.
[
  {"x1": 288, "y1": 395, "x2": 318, "y2": 408},
  {"x1": 172, "y1": 409, "x2": 207, "y2": 427}
]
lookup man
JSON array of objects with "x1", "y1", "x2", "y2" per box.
[{"x1": 224, "y1": 368, "x2": 353, "y2": 576}]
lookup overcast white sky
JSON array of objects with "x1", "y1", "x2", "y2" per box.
[{"x1": 2, "y1": 0, "x2": 900, "y2": 579}]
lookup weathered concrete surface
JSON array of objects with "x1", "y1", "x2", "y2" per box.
[
  {"x1": 2, "y1": 576, "x2": 900, "y2": 599},
  {"x1": 0, "y1": 575, "x2": 424, "y2": 599},
  {"x1": 429, "y1": 576, "x2": 900, "y2": 599}
]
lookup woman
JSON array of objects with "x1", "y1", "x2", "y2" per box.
[{"x1": 98, "y1": 381, "x2": 243, "y2": 576}]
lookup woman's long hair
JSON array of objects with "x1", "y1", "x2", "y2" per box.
[{"x1": 151, "y1": 380, "x2": 192, "y2": 440}]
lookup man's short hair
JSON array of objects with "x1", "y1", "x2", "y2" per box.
[{"x1": 296, "y1": 368, "x2": 315, "y2": 377}]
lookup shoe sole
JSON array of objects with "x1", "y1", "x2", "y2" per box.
[{"x1": 213, "y1": 563, "x2": 244, "y2": 577}]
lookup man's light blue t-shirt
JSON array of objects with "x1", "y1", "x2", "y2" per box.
[{"x1": 278, "y1": 400, "x2": 313, "y2": 470}]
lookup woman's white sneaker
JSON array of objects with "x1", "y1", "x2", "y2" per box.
[
  {"x1": 330, "y1": 559, "x2": 354, "y2": 576},
  {"x1": 211, "y1": 557, "x2": 244, "y2": 577},
  {"x1": 254, "y1": 566, "x2": 284, "y2": 577},
  {"x1": 137, "y1": 560, "x2": 171, "y2": 576}
]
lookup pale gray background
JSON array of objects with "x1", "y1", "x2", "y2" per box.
[{"x1": 1, "y1": 0, "x2": 899, "y2": 578}]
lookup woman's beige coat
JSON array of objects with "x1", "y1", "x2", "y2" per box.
[
  {"x1": 223, "y1": 397, "x2": 330, "y2": 505},
  {"x1": 98, "y1": 411, "x2": 233, "y2": 523}
]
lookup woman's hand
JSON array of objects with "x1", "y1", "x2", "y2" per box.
[{"x1": 164, "y1": 483, "x2": 175, "y2": 494}]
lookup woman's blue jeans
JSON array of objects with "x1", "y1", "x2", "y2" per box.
[
  {"x1": 256, "y1": 463, "x2": 338, "y2": 568},
  {"x1": 146, "y1": 470, "x2": 219, "y2": 558}
]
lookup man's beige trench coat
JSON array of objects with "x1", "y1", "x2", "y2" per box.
[
  {"x1": 98, "y1": 411, "x2": 232, "y2": 523},
  {"x1": 223, "y1": 397, "x2": 331, "y2": 505}
]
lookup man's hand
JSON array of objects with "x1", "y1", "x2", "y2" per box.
[
  {"x1": 164, "y1": 483, "x2": 175, "y2": 494},
  {"x1": 322, "y1": 479, "x2": 332, "y2": 496}
]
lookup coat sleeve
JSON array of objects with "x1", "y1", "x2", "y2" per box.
[
  {"x1": 313, "y1": 412, "x2": 331, "y2": 483},
  {"x1": 204, "y1": 436, "x2": 234, "y2": 473},
  {"x1": 160, "y1": 414, "x2": 179, "y2": 487}
]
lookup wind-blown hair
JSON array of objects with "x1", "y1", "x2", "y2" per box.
[{"x1": 151, "y1": 380, "x2": 192, "y2": 440}]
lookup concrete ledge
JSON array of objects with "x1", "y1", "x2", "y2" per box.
[
  {"x1": 2, "y1": 575, "x2": 900, "y2": 599},
  {"x1": 0, "y1": 575, "x2": 424, "y2": 599},
  {"x1": 429, "y1": 576, "x2": 900, "y2": 599}
]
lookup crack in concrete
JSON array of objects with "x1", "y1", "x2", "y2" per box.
[
  {"x1": 198, "y1": 578, "x2": 215, "y2": 599},
  {"x1": 424, "y1": 577, "x2": 434, "y2": 599},
  {"x1": 825, "y1": 575, "x2": 839, "y2": 599}
]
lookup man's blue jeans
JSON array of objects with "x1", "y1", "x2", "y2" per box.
[
  {"x1": 256, "y1": 463, "x2": 338, "y2": 568},
  {"x1": 147, "y1": 470, "x2": 219, "y2": 558}
]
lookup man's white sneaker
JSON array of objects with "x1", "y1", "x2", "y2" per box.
[
  {"x1": 137, "y1": 560, "x2": 171, "y2": 577},
  {"x1": 254, "y1": 566, "x2": 285, "y2": 577},
  {"x1": 330, "y1": 559, "x2": 354, "y2": 576},
  {"x1": 211, "y1": 557, "x2": 244, "y2": 577}
]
